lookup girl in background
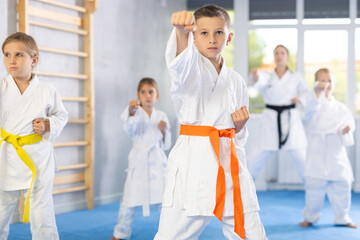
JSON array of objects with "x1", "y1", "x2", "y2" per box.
[{"x1": 111, "y1": 77, "x2": 171, "y2": 240}]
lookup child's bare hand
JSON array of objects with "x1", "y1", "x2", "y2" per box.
[
  {"x1": 342, "y1": 125, "x2": 351, "y2": 135},
  {"x1": 171, "y1": 11, "x2": 196, "y2": 32},
  {"x1": 32, "y1": 118, "x2": 46, "y2": 135},
  {"x1": 129, "y1": 99, "x2": 140, "y2": 116},
  {"x1": 231, "y1": 106, "x2": 249, "y2": 133},
  {"x1": 159, "y1": 120, "x2": 167, "y2": 140},
  {"x1": 291, "y1": 97, "x2": 300, "y2": 104},
  {"x1": 314, "y1": 81, "x2": 328, "y2": 93},
  {"x1": 158, "y1": 120, "x2": 167, "y2": 131}
]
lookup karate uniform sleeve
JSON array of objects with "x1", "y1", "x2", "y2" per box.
[
  {"x1": 0, "y1": 78, "x2": 5, "y2": 95},
  {"x1": 43, "y1": 90, "x2": 69, "y2": 142},
  {"x1": 121, "y1": 106, "x2": 141, "y2": 137},
  {"x1": 235, "y1": 78, "x2": 249, "y2": 147},
  {"x1": 0, "y1": 79, "x2": 3, "y2": 124},
  {"x1": 250, "y1": 71, "x2": 270, "y2": 94},
  {"x1": 165, "y1": 28, "x2": 199, "y2": 88},
  {"x1": 340, "y1": 106, "x2": 355, "y2": 146},
  {"x1": 159, "y1": 112, "x2": 172, "y2": 151},
  {"x1": 295, "y1": 72, "x2": 309, "y2": 106},
  {"x1": 304, "y1": 89, "x2": 320, "y2": 126}
]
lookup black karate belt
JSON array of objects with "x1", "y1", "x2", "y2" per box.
[{"x1": 265, "y1": 104, "x2": 296, "y2": 149}]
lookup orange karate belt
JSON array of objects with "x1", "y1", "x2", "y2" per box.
[{"x1": 180, "y1": 125, "x2": 246, "y2": 239}]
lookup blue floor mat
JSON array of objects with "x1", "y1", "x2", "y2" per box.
[{"x1": 8, "y1": 190, "x2": 360, "y2": 240}]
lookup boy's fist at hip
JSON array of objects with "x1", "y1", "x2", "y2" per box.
[{"x1": 231, "y1": 106, "x2": 249, "y2": 134}]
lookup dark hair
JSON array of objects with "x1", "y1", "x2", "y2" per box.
[
  {"x1": 137, "y1": 77, "x2": 159, "y2": 97},
  {"x1": 193, "y1": 4, "x2": 231, "y2": 28},
  {"x1": 273, "y1": 44, "x2": 289, "y2": 55},
  {"x1": 315, "y1": 68, "x2": 330, "y2": 81},
  {"x1": 2, "y1": 32, "x2": 38, "y2": 58}
]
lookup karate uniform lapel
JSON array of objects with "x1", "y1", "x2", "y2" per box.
[
  {"x1": 268, "y1": 70, "x2": 289, "y2": 98},
  {"x1": 5, "y1": 75, "x2": 40, "y2": 132},
  {"x1": 200, "y1": 57, "x2": 228, "y2": 127}
]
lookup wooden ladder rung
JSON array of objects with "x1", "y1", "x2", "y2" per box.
[
  {"x1": 62, "y1": 97, "x2": 89, "y2": 102},
  {"x1": 29, "y1": 20, "x2": 87, "y2": 35},
  {"x1": 54, "y1": 172, "x2": 85, "y2": 185},
  {"x1": 53, "y1": 185, "x2": 87, "y2": 195},
  {"x1": 68, "y1": 119, "x2": 89, "y2": 124},
  {"x1": 33, "y1": 70, "x2": 87, "y2": 80},
  {"x1": 38, "y1": 46, "x2": 88, "y2": 57},
  {"x1": 53, "y1": 141, "x2": 89, "y2": 147},
  {"x1": 29, "y1": 6, "x2": 82, "y2": 26},
  {"x1": 57, "y1": 163, "x2": 89, "y2": 171},
  {"x1": 33, "y1": 0, "x2": 86, "y2": 13}
]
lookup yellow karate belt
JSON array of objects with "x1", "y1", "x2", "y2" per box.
[{"x1": 0, "y1": 127, "x2": 42, "y2": 223}]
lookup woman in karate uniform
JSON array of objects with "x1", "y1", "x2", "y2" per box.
[{"x1": 247, "y1": 45, "x2": 308, "y2": 181}]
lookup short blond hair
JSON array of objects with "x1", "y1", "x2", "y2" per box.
[
  {"x1": 194, "y1": 4, "x2": 231, "y2": 29},
  {"x1": 315, "y1": 68, "x2": 330, "y2": 81},
  {"x1": 2, "y1": 32, "x2": 38, "y2": 58}
]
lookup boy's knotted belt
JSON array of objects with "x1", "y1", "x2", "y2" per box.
[
  {"x1": 180, "y1": 125, "x2": 245, "y2": 239},
  {"x1": 0, "y1": 128, "x2": 42, "y2": 223},
  {"x1": 266, "y1": 104, "x2": 296, "y2": 149}
]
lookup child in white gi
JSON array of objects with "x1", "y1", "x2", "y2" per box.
[
  {"x1": 247, "y1": 45, "x2": 308, "y2": 181},
  {"x1": 110, "y1": 78, "x2": 171, "y2": 240},
  {"x1": 299, "y1": 68, "x2": 357, "y2": 228},
  {"x1": 0, "y1": 32, "x2": 68, "y2": 239},
  {"x1": 154, "y1": 5, "x2": 267, "y2": 240}
]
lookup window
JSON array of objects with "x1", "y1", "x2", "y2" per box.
[
  {"x1": 355, "y1": 28, "x2": 360, "y2": 113},
  {"x1": 304, "y1": 0, "x2": 349, "y2": 18},
  {"x1": 187, "y1": 0, "x2": 233, "y2": 10},
  {"x1": 304, "y1": 30, "x2": 348, "y2": 102},
  {"x1": 249, "y1": 0, "x2": 296, "y2": 20}
]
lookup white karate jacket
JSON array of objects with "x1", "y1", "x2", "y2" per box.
[
  {"x1": 0, "y1": 74, "x2": 68, "y2": 191},
  {"x1": 121, "y1": 106, "x2": 171, "y2": 215},
  {"x1": 304, "y1": 90, "x2": 355, "y2": 183},
  {"x1": 250, "y1": 70, "x2": 308, "y2": 150},
  {"x1": 163, "y1": 29, "x2": 260, "y2": 217}
]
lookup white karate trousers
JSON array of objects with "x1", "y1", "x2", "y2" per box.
[
  {"x1": 0, "y1": 182, "x2": 59, "y2": 240},
  {"x1": 113, "y1": 203, "x2": 161, "y2": 239},
  {"x1": 113, "y1": 204, "x2": 136, "y2": 239},
  {"x1": 154, "y1": 173, "x2": 267, "y2": 240},
  {"x1": 302, "y1": 177, "x2": 353, "y2": 225},
  {"x1": 247, "y1": 149, "x2": 306, "y2": 182}
]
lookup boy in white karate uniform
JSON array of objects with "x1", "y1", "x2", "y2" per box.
[
  {"x1": 300, "y1": 68, "x2": 357, "y2": 228},
  {"x1": 0, "y1": 32, "x2": 68, "y2": 239},
  {"x1": 154, "y1": 5, "x2": 267, "y2": 240}
]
